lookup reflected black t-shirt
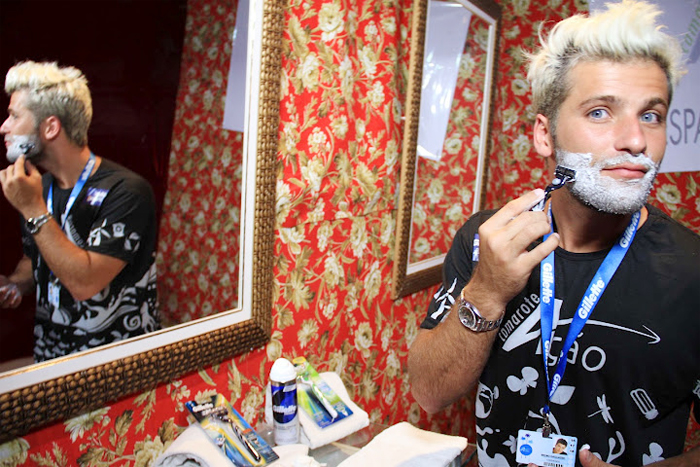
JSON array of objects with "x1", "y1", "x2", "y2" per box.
[
  {"x1": 22, "y1": 158, "x2": 159, "y2": 361},
  {"x1": 421, "y1": 205, "x2": 700, "y2": 466}
]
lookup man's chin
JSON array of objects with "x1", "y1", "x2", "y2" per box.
[
  {"x1": 5, "y1": 149, "x2": 45, "y2": 164},
  {"x1": 571, "y1": 187, "x2": 649, "y2": 215}
]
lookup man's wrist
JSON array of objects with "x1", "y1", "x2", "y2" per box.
[
  {"x1": 459, "y1": 286, "x2": 506, "y2": 321},
  {"x1": 457, "y1": 287, "x2": 505, "y2": 332},
  {"x1": 26, "y1": 212, "x2": 52, "y2": 235}
]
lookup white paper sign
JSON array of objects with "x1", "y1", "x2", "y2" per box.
[
  {"x1": 223, "y1": 0, "x2": 249, "y2": 133},
  {"x1": 416, "y1": 1, "x2": 472, "y2": 161}
]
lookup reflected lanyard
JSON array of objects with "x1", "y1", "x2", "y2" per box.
[
  {"x1": 539, "y1": 205, "x2": 641, "y2": 420},
  {"x1": 46, "y1": 153, "x2": 96, "y2": 230}
]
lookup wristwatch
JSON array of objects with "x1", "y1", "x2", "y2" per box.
[
  {"x1": 457, "y1": 295, "x2": 503, "y2": 332},
  {"x1": 26, "y1": 212, "x2": 52, "y2": 235}
]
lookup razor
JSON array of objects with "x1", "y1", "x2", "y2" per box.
[
  {"x1": 531, "y1": 165, "x2": 576, "y2": 211},
  {"x1": 19, "y1": 142, "x2": 35, "y2": 155}
]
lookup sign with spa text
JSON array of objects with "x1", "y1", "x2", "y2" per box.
[{"x1": 590, "y1": 0, "x2": 700, "y2": 173}]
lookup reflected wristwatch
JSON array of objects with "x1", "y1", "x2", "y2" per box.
[
  {"x1": 26, "y1": 212, "x2": 52, "y2": 235},
  {"x1": 457, "y1": 295, "x2": 503, "y2": 332}
]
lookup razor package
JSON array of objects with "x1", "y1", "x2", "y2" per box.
[
  {"x1": 186, "y1": 394, "x2": 279, "y2": 466},
  {"x1": 531, "y1": 165, "x2": 576, "y2": 211}
]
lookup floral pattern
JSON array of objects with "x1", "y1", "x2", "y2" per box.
[
  {"x1": 4, "y1": 0, "x2": 698, "y2": 464},
  {"x1": 156, "y1": 0, "x2": 245, "y2": 327}
]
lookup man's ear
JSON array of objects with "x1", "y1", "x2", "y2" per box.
[
  {"x1": 533, "y1": 114, "x2": 555, "y2": 159},
  {"x1": 41, "y1": 116, "x2": 61, "y2": 141}
]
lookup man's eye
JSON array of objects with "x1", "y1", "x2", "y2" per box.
[
  {"x1": 589, "y1": 109, "x2": 608, "y2": 119},
  {"x1": 641, "y1": 112, "x2": 662, "y2": 123}
]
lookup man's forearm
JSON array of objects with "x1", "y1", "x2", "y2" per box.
[
  {"x1": 8, "y1": 256, "x2": 34, "y2": 295},
  {"x1": 408, "y1": 298, "x2": 499, "y2": 414},
  {"x1": 651, "y1": 447, "x2": 700, "y2": 467},
  {"x1": 29, "y1": 217, "x2": 125, "y2": 300},
  {"x1": 580, "y1": 445, "x2": 700, "y2": 467}
]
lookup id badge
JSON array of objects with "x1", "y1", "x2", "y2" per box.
[
  {"x1": 516, "y1": 429, "x2": 577, "y2": 467},
  {"x1": 48, "y1": 279, "x2": 60, "y2": 311}
]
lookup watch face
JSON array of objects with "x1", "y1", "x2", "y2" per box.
[
  {"x1": 465, "y1": 309, "x2": 476, "y2": 327},
  {"x1": 460, "y1": 304, "x2": 477, "y2": 328}
]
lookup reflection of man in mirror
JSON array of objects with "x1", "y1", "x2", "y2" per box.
[
  {"x1": 0, "y1": 61, "x2": 160, "y2": 362},
  {"x1": 553, "y1": 439, "x2": 567, "y2": 455},
  {"x1": 408, "y1": 1, "x2": 700, "y2": 466}
]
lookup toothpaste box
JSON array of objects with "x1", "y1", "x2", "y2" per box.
[{"x1": 292, "y1": 356, "x2": 354, "y2": 428}]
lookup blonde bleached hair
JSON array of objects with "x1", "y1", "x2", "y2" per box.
[
  {"x1": 5, "y1": 61, "x2": 92, "y2": 147},
  {"x1": 526, "y1": 0, "x2": 685, "y2": 127}
]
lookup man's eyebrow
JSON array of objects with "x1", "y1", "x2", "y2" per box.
[
  {"x1": 577, "y1": 95, "x2": 618, "y2": 108},
  {"x1": 645, "y1": 97, "x2": 669, "y2": 110},
  {"x1": 577, "y1": 95, "x2": 669, "y2": 110}
]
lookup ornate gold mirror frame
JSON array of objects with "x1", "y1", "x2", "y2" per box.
[
  {"x1": 392, "y1": 0, "x2": 501, "y2": 299},
  {"x1": 0, "y1": 0, "x2": 283, "y2": 442}
]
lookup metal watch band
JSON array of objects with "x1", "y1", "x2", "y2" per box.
[
  {"x1": 457, "y1": 296, "x2": 503, "y2": 332},
  {"x1": 27, "y1": 212, "x2": 52, "y2": 235}
]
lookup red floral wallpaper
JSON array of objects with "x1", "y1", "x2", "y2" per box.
[{"x1": 4, "y1": 0, "x2": 698, "y2": 464}]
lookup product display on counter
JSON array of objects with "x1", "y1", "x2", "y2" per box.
[{"x1": 185, "y1": 394, "x2": 279, "y2": 466}]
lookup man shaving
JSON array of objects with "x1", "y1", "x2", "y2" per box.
[
  {"x1": 0, "y1": 61, "x2": 160, "y2": 361},
  {"x1": 409, "y1": 1, "x2": 700, "y2": 465}
]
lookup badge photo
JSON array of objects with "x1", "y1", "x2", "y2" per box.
[{"x1": 516, "y1": 429, "x2": 577, "y2": 467}]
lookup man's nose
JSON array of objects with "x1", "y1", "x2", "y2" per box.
[{"x1": 615, "y1": 118, "x2": 647, "y2": 156}]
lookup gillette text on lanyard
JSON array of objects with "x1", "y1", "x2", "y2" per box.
[{"x1": 538, "y1": 205, "x2": 641, "y2": 436}]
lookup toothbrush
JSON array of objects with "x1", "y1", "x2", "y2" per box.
[{"x1": 299, "y1": 374, "x2": 339, "y2": 419}]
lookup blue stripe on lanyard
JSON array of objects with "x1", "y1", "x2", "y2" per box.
[
  {"x1": 47, "y1": 153, "x2": 96, "y2": 230},
  {"x1": 539, "y1": 206, "x2": 641, "y2": 414}
]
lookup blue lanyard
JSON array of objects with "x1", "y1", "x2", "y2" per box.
[
  {"x1": 47, "y1": 153, "x2": 96, "y2": 229},
  {"x1": 539, "y1": 206, "x2": 641, "y2": 416}
]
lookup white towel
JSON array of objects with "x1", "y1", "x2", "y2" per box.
[
  {"x1": 336, "y1": 422, "x2": 467, "y2": 467},
  {"x1": 265, "y1": 371, "x2": 370, "y2": 449},
  {"x1": 269, "y1": 444, "x2": 325, "y2": 466},
  {"x1": 154, "y1": 424, "x2": 232, "y2": 467},
  {"x1": 298, "y1": 372, "x2": 370, "y2": 449}
]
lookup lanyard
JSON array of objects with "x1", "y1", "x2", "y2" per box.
[
  {"x1": 47, "y1": 153, "x2": 96, "y2": 229},
  {"x1": 539, "y1": 206, "x2": 641, "y2": 420}
]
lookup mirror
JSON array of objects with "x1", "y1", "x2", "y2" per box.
[
  {"x1": 0, "y1": 0, "x2": 282, "y2": 442},
  {"x1": 0, "y1": 0, "x2": 188, "y2": 368},
  {"x1": 392, "y1": 0, "x2": 500, "y2": 299}
]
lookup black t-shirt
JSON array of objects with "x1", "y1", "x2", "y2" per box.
[
  {"x1": 421, "y1": 205, "x2": 700, "y2": 466},
  {"x1": 22, "y1": 158, "x2": 159, "y2": 361}
]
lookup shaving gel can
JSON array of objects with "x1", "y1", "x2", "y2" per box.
[{"x1": 270, "y1": 357, "x2": 299, "y2": 445}]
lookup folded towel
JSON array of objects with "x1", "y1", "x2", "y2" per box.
[
  {"x1": 270, "y1": 444, "x2": 325, "y2": 466},
  {"x1": 298, "y1": 372, "x2": 370, "y2": 449},
  {"x1": 265, "y1": 371, "x2": 370, "y2": 449},
  {"x1": 336, "y1": 422, "x2": 467, "y2": 467},
  {"x1": 154, "y1": 424, "x2": 232, "y2": 467}
]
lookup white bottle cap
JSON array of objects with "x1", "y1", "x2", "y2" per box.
[{"x1": 270, "y1": 357, "x2": 297, "y2": 383}]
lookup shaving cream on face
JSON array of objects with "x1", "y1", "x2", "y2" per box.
[
  {"x1": 5, "y1": 134, "x2": 42, "y2": 163},
  {"x1": 555, "y1": 149, "x2": 659, "y2": 215}
]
